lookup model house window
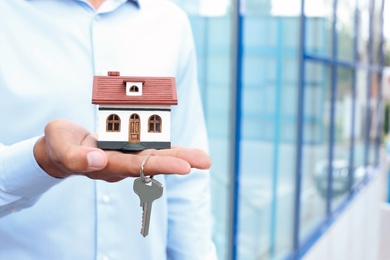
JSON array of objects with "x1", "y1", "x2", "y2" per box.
[
  {"x1": 148, "y1": 115, "x2": 162, "y2": 133},
  {"x1": 106, "y1": 114, "x2": 121, "y2": 132},
  {"x1": 129, "y1": 85, "x2": 139, "y2": 92},
  {"x1": 125, "y1": 82, "x2": 143, "y2": 96}
]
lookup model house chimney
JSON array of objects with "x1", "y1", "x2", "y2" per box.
[{"x1": 108, "y1": 71, "x2": 120, "y2": 76}]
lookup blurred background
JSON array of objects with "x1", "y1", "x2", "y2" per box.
[{"x1": 169, "y1": 0, "x2": 390, "y2": 259}]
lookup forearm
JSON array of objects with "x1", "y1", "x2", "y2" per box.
[{"x1": 0, "y1": 137, "x2": 63, "y2": 216}]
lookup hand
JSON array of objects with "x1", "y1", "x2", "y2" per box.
[{"x1": 33, "y1": 119, "x2": 211, "y2": 182}]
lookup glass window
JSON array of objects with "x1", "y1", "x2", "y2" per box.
[
  {"x1": 368, "y1": 73, "x2": 381, "y2": 165},
  {"x1": 148, "y1": 115, "x2": 162, "y2": 133},
  {"x1": 337, "y1": 0, "x2": 356, "y2": 61},
  {"x1": 304, "y1": 0, "x2": 333, "y2": 57},
  {"x1": 197, "y1": 16, "x2": 233, "y2": 260},
  {"x1": 169, "y1": 0, "x2": 384, "y2": 259},
  {"x1": 357, "y1": 0, "x2": 370, "y2": 64},
  {"x1": 300, "y1": 61, "x2": 330, "y2": 241},
  {"x1": 130, "y1": 85, "x2": 139, "y2": 92},
  {"x1": 332, "y1": 67, "x2": 354, "y2": 210},
  {"x1": 352, "y1": 69, "x2": 368, "y2": 172},
  {"x1": 106, "y1": 114, "x2": 121, "y2": 132},
  {"x1": 170, "y1": 3, "x2": 234, "y2": 259},
  {"x1": 372, "y1": 0, "x2": 384, "y2": 66},
  {"x1": 237, "y1": 6, "x2": 299, "y2": 259}
]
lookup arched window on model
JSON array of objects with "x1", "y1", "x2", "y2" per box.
[
  {"x1": 129, "y1": 85, "x2": 139, "y2": 92},
  {"x1": 106, "y1": 114, "x2": 121, "y2": 132},
  {"x1": 148, "y1": 115, "x2": 162, "y2": 133}
]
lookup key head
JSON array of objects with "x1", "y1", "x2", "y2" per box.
[{"x1": 133, "y1": 178, "x2": 163, "y2": 204}]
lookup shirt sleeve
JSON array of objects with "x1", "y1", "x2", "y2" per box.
[
  {"x1": 0, "y1": 136, "x2": 63, "y2": 217},
  {"x1": 165, "y1": 14, "x2": 215, "y2": 260}
]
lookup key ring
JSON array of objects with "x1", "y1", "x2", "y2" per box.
[{"x1": 140, "y1": 153, "x2": 154, "y2": 184}]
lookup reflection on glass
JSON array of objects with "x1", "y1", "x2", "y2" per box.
[
  {"x1": 244, "y1": 0, "x2": 272, "y2": 15},
  {"x1": 357, "y1": 0, "x2": 370, "y2": 64},
  {"x1": 170, "y1": 0, "x2": 384, "y2": 259},
  {"x1": 353, "y1": 70, "x2": 368, "y2": 174},
  {"x1": 368, "y1": 74, "x2": 381, "y2": 166},
  {"x1": 372, "y1": 0, "x2": 384, "y2": 66},
  {"x1": 337, "y1": 0, "x2": 356, "y2": 61},
  {"x1": 357, "y1": 0, "x2": 383, "y2": 66},
  {"x1": 300, "y1": 62, "x2": 329, "y2": 241},
  {"x1": 197, "y1": 17, "x2": 233, "y2": 260},
  {"x1": 237, "y1": 9, "x2": 299, "y2": 258},
  {"x1": 304, "y1": 0, "x2": 333, "y2": 57},
  {"x1": 170, "y1": 1, "x2": 234, "y2": 259},
  {"x1": 355, "y1": 72, "x2": 380, "y2": 171},
  {"x1": 331, "y1": 68, "x2": 353, "y2": 210}
]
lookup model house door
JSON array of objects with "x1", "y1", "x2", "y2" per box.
[{"x1": 129, "y1": 114, "x2": 140, "y2": 143}]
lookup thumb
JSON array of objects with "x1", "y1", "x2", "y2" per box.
[
  {"x1": 50, "y1": 146, "x2": 108, "y2": 175},
  {"x1": 86, "y1": 150, "x2": 108, "y2": 170},
  {"x1": 39, "y1": 119, "x2": 109, "y2": 178}
]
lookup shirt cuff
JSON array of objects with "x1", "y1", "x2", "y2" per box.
[{"x1": 0, "y1": 136, "x2": 63, "y2": 198}]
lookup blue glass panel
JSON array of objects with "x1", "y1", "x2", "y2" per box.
[
  {"x1": 169, "y1": 0, "x2": 385, "y2": 259},
  {"x1": 305, "y1": 18, "x2": 332, "y2": 57},
  {"x1": 237, "y1": 14, "x2": 298, "y2": 260},
  {"x1": 184, "y1": 12, "x2": 234, "y2": 260},
  {"x1": 337, "y1": 0, "x2": 356, "y2": 61},
  {"x1": 368, "y1": 73, "x2": 382, "y2": 166},
  {"x1": 353, "y1": 69, "x2": 368, "y2": 173},
  {"x1": 357, "y1": 0, "x2": 371, "y2": 65},
  {"x1": 331, "y1": 68, "x2": 354, "y2": 210},
  {"x1": 299, "y1": 61, "x2": 329, "y2": 242}
]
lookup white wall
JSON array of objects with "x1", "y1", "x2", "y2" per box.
[
  {"x1": 303, "y1": 170, "x2": 384, "y2": 260},
  {"x1": 97, "y1": 108, "x2": 171, "y2": 142}
]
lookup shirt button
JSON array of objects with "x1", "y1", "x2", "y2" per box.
[
  {"x1": 102, "y1": 195, "x2": 111, "y2": 204},
  {"x1": 102, "y1": 256, "x2": 110, "y2": 260},
  {"x1": 95, "y1": 15, "x2": 101, "y2": 20}
]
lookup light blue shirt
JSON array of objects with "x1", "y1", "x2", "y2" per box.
[{"x1": 0, "y1": 0, "x2": 215, "y2": 259}]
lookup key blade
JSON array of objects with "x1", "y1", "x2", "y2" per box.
[{"x1": 141, "y1": 202, "x2": 150, "y2": 237}]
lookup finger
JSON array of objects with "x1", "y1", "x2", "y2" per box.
[
  {"x1": 151, "y1": 146, "x2": 212, "y2": 170},
  {"x1": 101, "y1": 151, "x2": 192, "y2": 177},
  {"x1": 97, "y1": 147, "x2": 211, "y2": 179},
  {"x1": 85, "y1": 173, "x2": 125, "y2": 183}
]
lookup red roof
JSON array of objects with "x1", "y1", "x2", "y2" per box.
[{"x1": 92, "y1": 75, "x2": 177, "y2": 105}]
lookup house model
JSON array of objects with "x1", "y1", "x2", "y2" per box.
[{"x1": 92, "y1": 71, "x2": 178, "y2": 152}]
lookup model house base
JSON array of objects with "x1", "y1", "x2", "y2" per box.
[{"x1": 97, "y1": 141, "x2": 171, "y2": 152}]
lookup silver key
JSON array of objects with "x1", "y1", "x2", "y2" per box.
[{"x1": 133, "y1": 177, "x2": 163, "y2": 237}]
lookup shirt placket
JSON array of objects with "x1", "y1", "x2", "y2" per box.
[{"x1": 91, "y1": 13, "x2": 117, "y2": 260}]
